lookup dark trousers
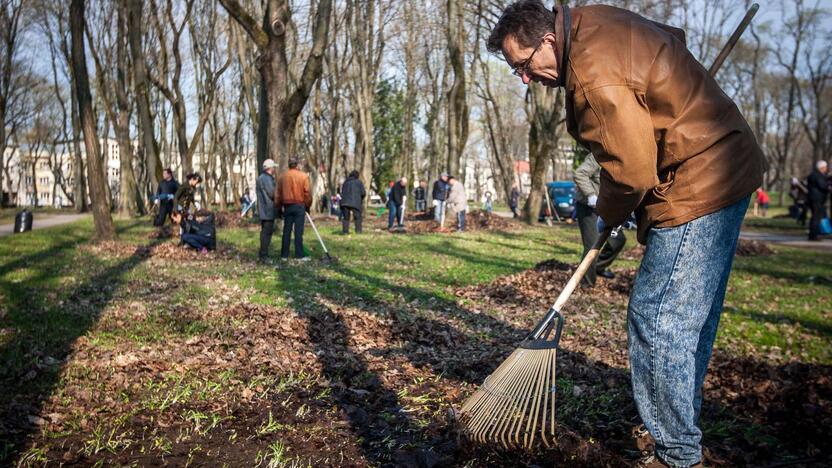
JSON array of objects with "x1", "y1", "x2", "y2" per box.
[
  {"x1": 182, "y1": 233, "x2": 212, "y2": 250},
  {"x1": 576, "y1": 202, "x2": 626, "y2": 286},
  {"x1": 342, "y1": 207, "x2": 362, "y2": 233},
  {"x1": 456, "y1": 210, "x2": 466, "y2": 231},
  {"x1": 510, "y1": 205, "x2": 519, "y2": 218},
  {"x1": 809, "y1": 199, "x2": 826, "y2": 240},
  {"x1": 281, "y1": 204, "x2": 306, "y2": 258},
  {"x1": 259, "y1": 219, "x2": 275, "y2": 259},
  {"x1": 155, "y1": 200, "x2": 173, "y2": 226}
]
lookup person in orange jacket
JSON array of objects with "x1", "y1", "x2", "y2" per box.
[{"x1": 274, "y1": 159, "x2": 313, "y2": 261}]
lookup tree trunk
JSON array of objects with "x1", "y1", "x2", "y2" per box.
[
  {"x1": 115, "y1": 3, "x2": 141, "y2": 216},
  {"x1": 445, "y1": 0, "x2": 468, "y2": 178},
  {"x1": 523, "y1": 82, "x2": 562, "y2": 224},
  {"x1": 127, "y1": 0, "x2": 162, "y2": 196},
  {"x1": 70, "y1": 0, "x2": 116, "y2": 240},
  {"x1": 219, "y1": 0, "x2": 333, "y2": 174}
]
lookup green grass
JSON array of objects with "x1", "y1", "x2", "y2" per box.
[
  {"x1": 1, "y1": 215, "x2": 830, "y2": 464},
  {"x1": 0, "y1": 206, "x2": 69, "y2": 224}
]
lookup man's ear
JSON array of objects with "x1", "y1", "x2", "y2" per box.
[{"x1": 541, "y1": 32, "x2": 557, "y2": 46}]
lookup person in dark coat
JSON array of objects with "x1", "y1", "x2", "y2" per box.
[
  {"x1": 509, "y1": 183, "x2": 521, "y2": 218},
  {"x1": 154, "y1": 168, "x2": 179, "y2": 226},
  {"x1": 388, "y1": 177, "x2": 408, "y2": 230},
  {"x1": 180, "y1": 210, "x2": 216, "y2": 253},
  {"x1": 256, "y1": 159, "x2": 278, "y2": 262},
  {"x1": 340, "y1": 170, "x2": 366, "y2": 234},
  {"x1": 414, "y1": 181, "x2": 427, "y2": 213},
  {"x1": 807, "y1": 160, "x2": 829, "y2": 241},
  {"x1": 432, "y1": 173, "x2": 449, "y2": 222},
  {"x1": 174, "y1": 173, "x2": 202, "y2": 217}
]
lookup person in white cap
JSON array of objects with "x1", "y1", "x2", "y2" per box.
[{"x1": 257, "y1": 159, "x2": 278, "y2": 262}]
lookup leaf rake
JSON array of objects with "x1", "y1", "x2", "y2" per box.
[{"x1": 456, "y1": 229, "x2": 612, "y2": 449}]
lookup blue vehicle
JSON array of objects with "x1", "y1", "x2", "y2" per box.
[{"x1": 543, "y1": 181, "x2": 576, "y2": 219}]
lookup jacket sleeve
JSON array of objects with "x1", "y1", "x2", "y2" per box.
[
  {"x1": 573, "y1": 155, "x2": 600, "y2": 200},
  {"x1": 303, "y1": 175, "x2": 312, "y2": 207},
  {"x1": 576, "y1": 86, "x2": 658, "y2": 226},
  {"x1": 273, "y1": 175, "x2": 282, "y2": 207},
  {"x1": 360, "y1": 182, "x2": 366, "y2": 199}
]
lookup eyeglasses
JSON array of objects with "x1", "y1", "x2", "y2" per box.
[{"x1": 512, "y1": 40, "x2": 543, "y2": 77}]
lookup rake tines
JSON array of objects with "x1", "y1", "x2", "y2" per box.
[{"x1": 457, "y1": 307, "x2": 564, "y2": 449}]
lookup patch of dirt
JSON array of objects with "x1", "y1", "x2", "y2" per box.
[{"x1": 736, "y1": 239, "x2": 774, "y2": 257}]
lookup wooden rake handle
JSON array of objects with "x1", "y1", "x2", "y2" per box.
[
  {"x1": 527, "y1": 228, "x2": 613, "y2": 341},
  {"x1": 552, "y1": 228, "x2": 612, "y2": 312}
]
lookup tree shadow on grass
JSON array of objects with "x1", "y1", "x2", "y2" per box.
[
  {"x1": 271, "y1": 241, "x2": 832, "y2": 466},
  {"x1": 0, "y1": 235, "x2": 165, "y2": 463}
]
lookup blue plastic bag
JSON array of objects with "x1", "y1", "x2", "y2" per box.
[{"x1": 820, "y1": 217, "x2": 832, "y2": 235}]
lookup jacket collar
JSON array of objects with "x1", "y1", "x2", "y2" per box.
[{"x1": 553, "y1": 5, "x2": 571, "y2": 88}]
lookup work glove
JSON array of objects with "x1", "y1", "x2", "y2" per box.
[
  {"x1": 154, "y1": 198, "x2": 160, "y2": 205},
  {"x1": 596, "y1": 216, "x2": 607, "y2": 234},
  {"x1": 587, "y1": 195, "x2": 597, "y2": 207}
]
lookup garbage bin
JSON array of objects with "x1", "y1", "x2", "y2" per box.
[{"x1": 14, "y1": 209, "x2": 33, "y2": 233}]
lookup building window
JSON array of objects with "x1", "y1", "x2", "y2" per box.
[{"x1": 39, "y1": 177, "x2": 50, "y2": 185}]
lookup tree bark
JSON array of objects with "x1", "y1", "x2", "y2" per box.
[
  {"x1": 70, "y1": 0, "x2": 115, "y2": 240},
  {"x1": 445, "y1": 0, "x2": 468, "y2": 179},
  {"x1": 127, "y1": 0, "x2": 162, "y2": 197},
  {"x1": 219, "y1": 0, "x2": 333, "y2": 173},
  {"x1": 523, "y1": 82, "x2": 562, "y2": 224}
]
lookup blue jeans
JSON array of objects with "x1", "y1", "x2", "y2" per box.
[
  {"x1": 456, "y1": 210, "x2": 466, "y2": 231},
  {"x1": 434, "y1": 200, "x2": 445, "y2": 222},
  {"x1": 628, "y1": 196, "x2": 749, "y2": 467},
  {"x1": 388, "y1": 203, "x2": 402, "y2": 228}
]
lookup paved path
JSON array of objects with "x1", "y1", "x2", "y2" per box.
[
  {"x1": 0, "y1": 213, "x2": 89, "y2": 237},
  {"x1": 740, "y1": 230, "x2": 832, "y2": 250}
]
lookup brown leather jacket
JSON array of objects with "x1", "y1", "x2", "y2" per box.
[
  {"x1": 274, "y1": 168, "x2": 312, "y2": 208},
  {"x1": 557, "y1": 5, "x2": 765, "y2": 243}
]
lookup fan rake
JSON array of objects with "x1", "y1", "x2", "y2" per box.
[{"x1": 455, "y1": 229, "x2": 611, "y2": 449}]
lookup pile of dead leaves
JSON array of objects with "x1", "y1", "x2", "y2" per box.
[
  {"x1": 146, "y1": 225, "x2": 174, "y2": 239},
  {"x1": 82, "y1": 240, "x2": 240, "y2": 262},
  {"x1": 735, "y1": 239, "x2": 774, "y2": 257},
  {"x1": 465, "y1": 210, "x2": 516, "y2": 231},
  {"x1": 214, "y1": 211, "x2": 256, "y2": 229},
  {"x1": 456, "y1": 258, "x2": 635, "y2": 312}
]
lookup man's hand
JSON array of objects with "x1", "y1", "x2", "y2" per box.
[
  {"x1": 587, "y1": 195, "x2": 597, "y2": 207},
  {"x1": 154, "y1": 198, "x2": 160, "y2": 205},
  {"x1": 596, "y1": 216, "x2": 607, "y2": 233}
]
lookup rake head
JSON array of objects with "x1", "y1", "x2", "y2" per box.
[{"x1": 456, "y1": 309, "x2": 564, "y2": 450}]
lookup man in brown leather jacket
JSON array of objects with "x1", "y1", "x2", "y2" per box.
[
  {"x1": 488, "y1": 2, "x2": 765, "y2": 467},
  {"x1": 274, "y1": 159, "x2": 313, "y2": 261}
]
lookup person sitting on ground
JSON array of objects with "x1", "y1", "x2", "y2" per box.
[
  {"x1": 275, "y1": 159, "x2": 313, "y2": 261},
  {"x1": 432, "y1": 173, "x2": 449, "y2": 222},
  {"x1": 340, "y1": 170, "x2": 366, "y2": 234},
  {"x1": 573, "y1": 153, "x2": 626, "y2": 286},
  {"x1": 178, "y1": 209, "x2": 216, "y2": 254},
  {"x1": 447, "y1": 176, "x2": 468, "y2": 232},
  {"x1": 388, "y1": 177, "x2": 408, "y2": 230},
  {"x1": 154, "y1": 168, "x2": 179, "y2": 226},
  {"x1": 414, "y1": 180, "x2": 427, "y2": 213}
]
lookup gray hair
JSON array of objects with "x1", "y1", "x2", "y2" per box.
[{"x1": 817, "y1": 160, "x2": 828, "y2": 170}]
